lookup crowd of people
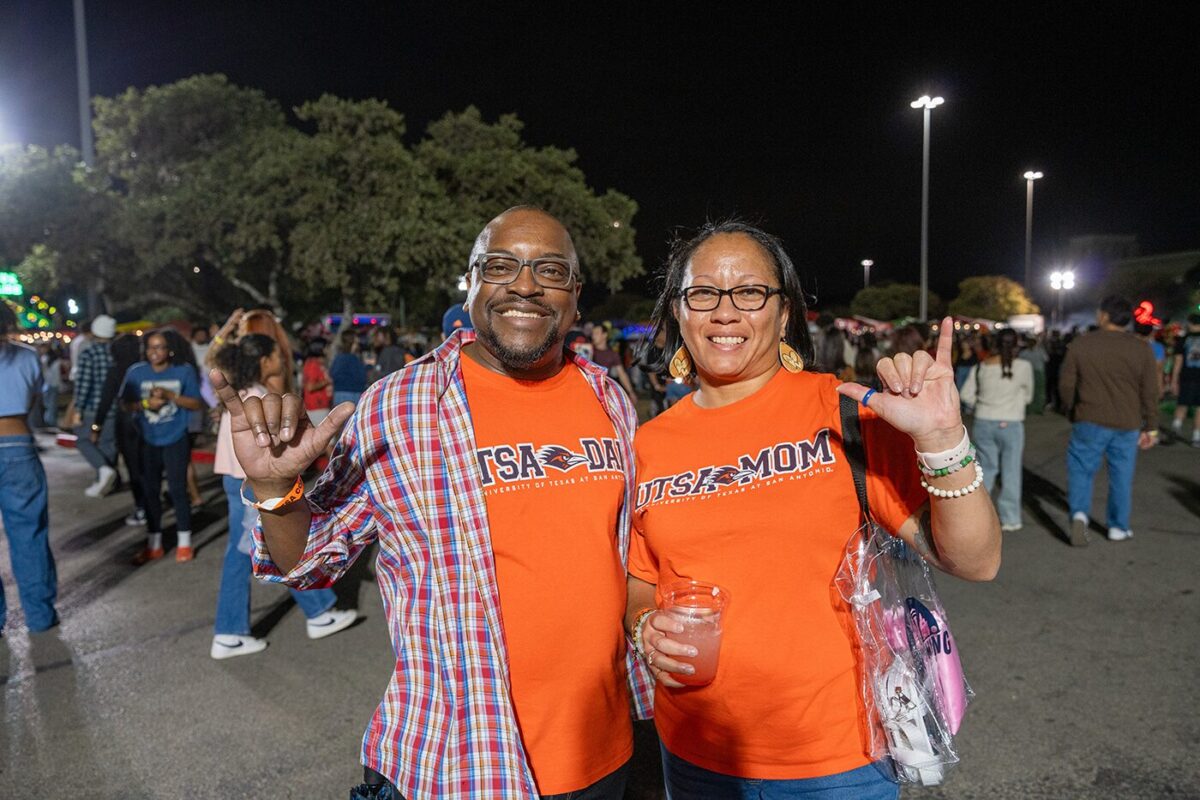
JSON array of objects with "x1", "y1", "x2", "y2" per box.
[{"x1": 0, "y1": 205, "x2": 1196, "y2": 799}]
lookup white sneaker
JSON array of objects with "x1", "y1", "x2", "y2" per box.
[
  {"x1": 210, "y1": 635, "x2": 268, "y2": 660},
  {"x1": 85, "y1": 466, "x2": 118, "y2": 498},
  {"x1": 1001, "y1": 523, "x2": 1023, "y2": 532},
  {"x1": 1107, "y1": 527, "x2": 1132, "y2": 542},
  {"x1": 306, "y1": 608, "x2": 358, "y2": 640}
]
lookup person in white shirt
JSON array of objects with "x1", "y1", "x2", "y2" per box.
[{"x1": 961, "y1": 329, "x2": 1034, "y2": 531}]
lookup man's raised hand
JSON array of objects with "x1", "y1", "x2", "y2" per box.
[{"x1": 209, "y1": 368, "x2": 355, "y2": 492}]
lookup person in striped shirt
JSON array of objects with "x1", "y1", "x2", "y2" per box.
[{"x1": 212, "y1": 207, "x2": 653, "y2": 800}]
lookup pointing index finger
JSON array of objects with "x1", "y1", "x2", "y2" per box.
[
  {"x1": 935, "y1": 316, "x2": 954, "y2": 368},
  {"x1": 209, "y1": 368, "x2": 245, "y2": 419}
]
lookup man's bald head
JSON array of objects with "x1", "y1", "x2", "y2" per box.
[{"x1": 468, "y1": 206, "x2": 578, "y2": 268}]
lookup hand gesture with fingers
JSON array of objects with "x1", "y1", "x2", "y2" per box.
[
  {"x1": 209, "y1": 368, "x2": 355, "y2": 493},
  {"x1": 836, "y1": 317, "x2": 965, "y2": 451},
  {"x1": 640, "y1": 612, "x2": 699, "y2": 689}
]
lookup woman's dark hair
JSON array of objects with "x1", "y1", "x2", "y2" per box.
[
  {"x1": 214, "y1": 334, "x2": 277, "y2": 391},
  {"x1": 306, "y1": 338, "x2": 328, "y2": 358},
  {"x1": 0, "y1": 303, "x2": 15, "y2": 358},
  {"x1": 156, "y1": 327, "x2": 196, "y2": 367},
  {"x1": 340, "y1": 329, "x2": 358, "y2": 351},
  {"x1": 0, "y1": 302, "x2": 15, "y2": 337},
  {"x1": 996, "y1": 328, "x2": 1019, "y2": 379},
  {"x1": 642, "y1": 220, "x2": 815, "y2": 377},
  {"x1": 816, "y1": 325, "x2": 846, "y2": 373},
  {"x1": 892, "y1": 324, "x2": 929, "y2": 356},
  {"x1": 854, "y1": 332, "x2": 879, "y2": 384}
]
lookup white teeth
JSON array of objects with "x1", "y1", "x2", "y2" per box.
[
  {"x1": 711, "y1": 336, "x2": 746, "y2": 345},
  {"x1": 500, "y1": 310, "x2": 541, "y2": 318}
]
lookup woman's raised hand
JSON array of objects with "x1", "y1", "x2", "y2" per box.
[
  {"x1": 836, "y1": 316, "x2": 965, "y2": 452},
  {"x1": 210, "y1": 368, "x2": 355, "y2": 491}
]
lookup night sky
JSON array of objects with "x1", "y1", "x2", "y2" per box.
[{"x1": 3, "y1": 2, "x2": 1197, "y2": 309}]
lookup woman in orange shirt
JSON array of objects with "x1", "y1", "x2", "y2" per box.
[{"x1": 624, "y1": 221, "x2": 1001, "y2": 799}]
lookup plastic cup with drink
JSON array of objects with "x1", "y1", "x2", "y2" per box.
[{"x1": 658, "y1": 580, "x2": 730, "y2": 687}]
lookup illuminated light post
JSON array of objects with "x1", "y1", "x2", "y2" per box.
[
  {"x1": 861, "y1": 259, "x2": 874, "y2": 289},
  {"x1": 1050, "y1": 269, "x2": 1075, "y2": 329},
  {"x1": 911, "y1": 94, "x2": 944, "y2": 321},
  {"x1": 1023, "y1": 170, "x2": 1043, "y2": 293}
]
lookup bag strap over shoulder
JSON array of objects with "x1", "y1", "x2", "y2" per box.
[{"x1": 838, "y1": 393, "x2": 870, "y2": 519}]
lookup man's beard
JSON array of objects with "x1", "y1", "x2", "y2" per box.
[{"x1": 477, "y1": 308, "x2": 563, "y2": 371}]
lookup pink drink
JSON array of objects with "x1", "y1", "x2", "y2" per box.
[
  {"x1": 667, "y1": 610, "x2": 722, "y2": 685},
  {"x1": 659, "y1": 580, "x2": 730, "y2": 687}
]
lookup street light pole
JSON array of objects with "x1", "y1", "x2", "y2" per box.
[
  {"x1": 911, "y1": 95, "x2": 944, "y2": 322},
  {"x1": 861, "y1": 259, "x2": 873, "y2": 289},
  {"x1": 73, "y1": 0, "x2": 94, "y2": 166},
  {"x1": 1023, "y1": 170, "x2": 1043, "y2": 293}
]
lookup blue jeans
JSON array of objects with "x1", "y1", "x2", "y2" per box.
[
  {"x1": 1067, "y1": 421, "x2": 1139, "y2": 532},
  {"x1": 973, "y1": 419, "x2": 1025, "y2": 526},
  {"x1": 0, "y1": 435, "x2": 59, "y2": 632},
  {"x1": 143, "y1": 436, "x2": 192, "y2": 534},
  {"x1": 214, "y1": 475, "x2": 335, "y2": 635},
  {"x1": 661, "y1": 746, "x2": 898, "y2": 800}
]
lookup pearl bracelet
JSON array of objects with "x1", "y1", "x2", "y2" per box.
[
  {"x1": 915, "y1": 426, "x2": 971, "y2": 472},
  {"x1": 920, "y1": 462, "x2": 984, "y2": 499},
  {"x1": 631, "y1": 608, "x2": 655, "y2": 657}
]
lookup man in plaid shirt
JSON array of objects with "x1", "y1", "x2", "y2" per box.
[
  {"x1": 72, "y1": 314, "x2": 120, "y2": 497},
  {"x1": 213, "y1": 207, "x2": 653, "y2": 800}
]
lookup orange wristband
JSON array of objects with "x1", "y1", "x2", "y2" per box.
[{"x1": 245, "y1": 475, "x2": 305, "y2": 513}]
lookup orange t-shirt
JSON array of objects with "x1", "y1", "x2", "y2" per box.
[
  {"x1": 628, "y1": 369, "x2": 925, "y2": 780},
  {"x1": 461, "y1": 355, "x2": 633, "y2": 794}
]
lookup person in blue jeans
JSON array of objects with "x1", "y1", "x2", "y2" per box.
[
  {"x1": 960, "y1": 329, "x2": 1034, "y2": 531},
  {"x1": 1059, "y1": 296, "x2": 1160, "y2": 545},
  {"x1": 0, "y1": 303, "x2": 59, "y2": 633},
  {"x1": 209, "y1": 334, "x2": 356, "y2": 659}
]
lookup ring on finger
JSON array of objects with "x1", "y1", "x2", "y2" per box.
[{"x1": 647, "y1": 650, "x2": 658, "y2": 667}]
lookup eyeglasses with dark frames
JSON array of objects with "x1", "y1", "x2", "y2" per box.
[
  {"x1": 473, "y1": 253, "x2": 577, "y2": 290},
  {"x1": 678, "y1": 284, "x2": 783, "y2": 312}
]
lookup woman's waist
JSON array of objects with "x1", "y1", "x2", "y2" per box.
[{"x1": 0, "y1": 416, "x2": 32, "y2": 436}]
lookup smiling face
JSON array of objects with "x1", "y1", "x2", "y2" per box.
[
  {"x1": 465, "y1": 209, "x2": 581, "y2": 377},
  {"x1": 144, "y1": 334, "x2": 170, "y2": 368},
  {"x1": 676, "y1": 233, "x2": 789, "y2": 389}
]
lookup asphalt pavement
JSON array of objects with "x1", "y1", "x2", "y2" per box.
[{"x1": 1, "y1": 411, "x2": 1197, "y2": 799}]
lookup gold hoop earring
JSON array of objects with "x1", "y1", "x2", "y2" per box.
[
  {"x1": 779, "y1": 340, "x2": 804, "y2": 373},
  {"x1": 669, "y1": 346, "x2": 692, "y2": 379}
]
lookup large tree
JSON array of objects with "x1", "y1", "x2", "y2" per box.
[
  {"x1": 10, "y1": 76, "x2": 645, "y2": 325},
  {"x1": 850, "y1": 282, "x2": 944, "y2": 321},
  {"x1": 947, "y1": 276, "x2": 1040, "y2": 320},
  {"x1": 416, "y1": 107, "x2": 642, "y2": 291}
]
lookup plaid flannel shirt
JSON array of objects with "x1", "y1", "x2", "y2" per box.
[
  {"x1": 73, "y1": 342, "x2": 113, "y2": 414},
  {"x1": 252, "y1": 330, "x2": 654, "y2": 799}
]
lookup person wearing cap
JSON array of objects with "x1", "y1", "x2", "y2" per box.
[{"x1": 73, "y1": 314, "x2": 120, "y2": 498}]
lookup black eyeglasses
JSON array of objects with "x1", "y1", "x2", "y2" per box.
[
  {"x1": 678, "y1": 284, "x2": 783, "y2": 312},
  {"x1": 473, "y1": 253, "x2": 577, "y2": 290}
]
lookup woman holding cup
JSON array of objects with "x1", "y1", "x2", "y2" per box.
[{"x1": 624, "y1": 221, "x2": 1002, "y2": 799}]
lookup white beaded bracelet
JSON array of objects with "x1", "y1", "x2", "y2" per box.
[
  {"x1": 920, "y1": 462, "x2": 985, "y2": 498},
  {"x1": 915, "y1": 426, "x2": 972, "y2": 472},
  {"x1": 631, "y1": 608, "x2": 655, "y2": 657}
]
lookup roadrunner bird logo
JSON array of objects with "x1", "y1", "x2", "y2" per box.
[
  {"x1": 709, "y1": 466, "x2": 757, "y2": 485},
  {"x1": 537, "y1": 445, "x2": 590, "y2": 471}
]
